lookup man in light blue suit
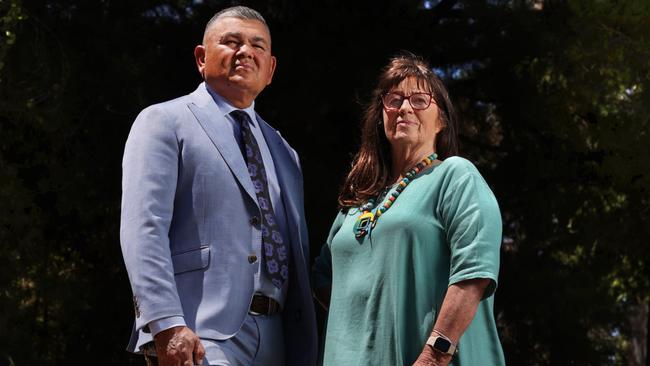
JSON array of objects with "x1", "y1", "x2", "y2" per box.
[{"x1": 120, "y1": 6, "x2": 317, "y2": 366}]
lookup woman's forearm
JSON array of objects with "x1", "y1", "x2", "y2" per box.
[
  {"x1": 433, "y1": 278, "x2": 491, "y2": 343},
  {"x1": 413, "y1": 278, "x2": 491, "y2": 366}
]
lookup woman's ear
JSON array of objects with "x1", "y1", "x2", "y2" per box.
[{"x1": 436, "y1": 116, "x2": 446, "y2": 134}]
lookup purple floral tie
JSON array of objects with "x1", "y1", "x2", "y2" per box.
[{"x1": 231, "y1": 110, "x2": 288, "y2": 288}]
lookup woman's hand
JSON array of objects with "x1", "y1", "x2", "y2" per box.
[{"x1": 412, "y1": 345, "x2": 452, "y2": 366}]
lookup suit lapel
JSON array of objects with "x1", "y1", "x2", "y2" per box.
[
  {"x1": 258, "y1": 116, "x2": 299, "y2": 214},
  {"x1": 187, "y1": 84, "x2": 257, "y2": 203},
  {"x1": 257, "y1": 116, "x2": 308, "y2": 263}
]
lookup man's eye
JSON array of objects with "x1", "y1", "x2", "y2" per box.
[{"x1": 253, "y1": 44, "x2": 266, "y2": 50}]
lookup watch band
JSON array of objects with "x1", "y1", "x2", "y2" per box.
[{"x1": 426, "y1": 334, "x2": 457, "y2": 355}]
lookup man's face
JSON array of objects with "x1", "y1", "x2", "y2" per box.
[{"x1": 195, "y1": 17, "x2": 276, "y2": 107}]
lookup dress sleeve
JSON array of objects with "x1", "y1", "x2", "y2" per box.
[
  {"x1": 440, "y1": 168, "x2": 502, "y2": 299},
  {"x1": 312, "y1": 211, "x2": 346, "y2": 289}
]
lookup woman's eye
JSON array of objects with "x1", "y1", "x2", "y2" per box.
[{"x1": 388, "y1": 97, "x2": 403, "y2": 106}]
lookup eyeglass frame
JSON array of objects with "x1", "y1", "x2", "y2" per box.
[{"x1": 381, "y1": 92, "x2": 435, "y2": 111}]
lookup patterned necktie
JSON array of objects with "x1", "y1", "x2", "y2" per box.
[{"x1": 231, "y1": 110, "x2": 288, "y2": 288}]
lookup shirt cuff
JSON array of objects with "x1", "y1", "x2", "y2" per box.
[{"x1": 148, "y1": 316, "x2": 186, "y2": 337}]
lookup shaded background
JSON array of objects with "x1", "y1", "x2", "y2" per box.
[{"x1": 1, "y1": 0, "x2": 649, "y2": 365}]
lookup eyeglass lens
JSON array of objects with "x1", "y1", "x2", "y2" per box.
[{"x1": 383, "y1": 93, "x2": 431, "y2": 110}]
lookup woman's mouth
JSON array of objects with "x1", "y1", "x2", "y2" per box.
[{"x1": 396, "y1": 119, "x2": 415, "y2": 126}]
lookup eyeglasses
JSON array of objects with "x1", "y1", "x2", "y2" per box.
[{"x1": 381, "y1": 92, "x2": 433, "y2": 111}]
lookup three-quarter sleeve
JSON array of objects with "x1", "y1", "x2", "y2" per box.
[{"x1": 439, "y1": 159, "x2": 502, "y2": 299}]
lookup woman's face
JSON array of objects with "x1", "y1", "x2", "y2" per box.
[{"x1": 382, "y1": 76, "x2": 443, "y2": 155}]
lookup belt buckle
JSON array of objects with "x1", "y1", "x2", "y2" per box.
[
  {"x1": 249, "y1": 294, "x2": 278, "y2": 316},
  {"x1": 249, "y1": 294, "x2": 264, "y2": 316},
  {"x1": 267, "y1": 297, "x2": 276, "y2": 315},
  {"x1": 249, "y1": 306, "x2": 263, "y2": 316}
]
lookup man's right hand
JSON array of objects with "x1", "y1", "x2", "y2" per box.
[{"x1": 154, "y1": 326, "x2": 205, "y2": 366}]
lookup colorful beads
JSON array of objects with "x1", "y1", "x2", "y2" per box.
[{"x1": 353, "y1": 153, "x2": 438, "y2": 239}]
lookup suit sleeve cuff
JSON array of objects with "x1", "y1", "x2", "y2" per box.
[{"x1": 148, "y1": 316, "x2": 186, "y2": 337}]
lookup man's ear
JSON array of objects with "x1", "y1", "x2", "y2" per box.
[{"x1": 194, "y1": 45, "x2": 206, "y2": 78}]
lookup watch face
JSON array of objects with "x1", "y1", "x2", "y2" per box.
[{"x1": 434, "y1": 337, "x2": 451, "y2": 353}]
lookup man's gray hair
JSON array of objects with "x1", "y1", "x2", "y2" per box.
[{"x1": 203, "y1": 6, "x2": 269, "y2": 42}]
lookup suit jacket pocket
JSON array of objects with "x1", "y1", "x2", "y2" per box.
[{"x1": 171, "y1": 246, "x2": 210, "y2": 274}]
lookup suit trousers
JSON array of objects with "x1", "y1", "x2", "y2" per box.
[
  {"x1": 143, "y1": 313, "x2": 284, "y2": 366},
  {"x1": 205, "y1": 312, "x2": 284, "y2": 366}
]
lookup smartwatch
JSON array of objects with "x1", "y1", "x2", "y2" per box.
[{"x1": 426, "y1": 335, "x2": 457, "y2": 355}]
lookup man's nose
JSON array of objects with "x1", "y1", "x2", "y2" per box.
[{"x1": 236, "y1": 43, "x2": 253, "y2": 58}]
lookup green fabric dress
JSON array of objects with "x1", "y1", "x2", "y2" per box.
[{"x1": 313, "y1": 157, "x2": 505, "y2": 366}]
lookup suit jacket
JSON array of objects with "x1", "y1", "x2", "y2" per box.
[{"x1": 120, "y1": 83, "x2": 317, "y2": 366}]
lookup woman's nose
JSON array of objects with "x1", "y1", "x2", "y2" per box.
[{"x1": 399, "y1": 97, "x2": 413, "y2": 113}]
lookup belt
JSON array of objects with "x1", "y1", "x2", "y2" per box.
[{"x1": 249, "y1": 294, "x2": 281, "y2": 316}]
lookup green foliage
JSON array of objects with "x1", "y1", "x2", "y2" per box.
[
  {"x1": 483, "y1": 1, "x2": 650, "y2": 364},
  {"x1": 0, "y1": 0, "x2": 25, "y2": 72}
]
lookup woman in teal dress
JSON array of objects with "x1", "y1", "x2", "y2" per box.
[{"x1": 313, "y1": 53, "x2": 505, "y2": 366}]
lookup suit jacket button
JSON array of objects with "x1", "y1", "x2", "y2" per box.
[
  {"x1": 250, "y1": 216, "x2": 260, "y2": 225},
  {"x1": 248, "y1": 254, "x2": 258, "y2": 264}
]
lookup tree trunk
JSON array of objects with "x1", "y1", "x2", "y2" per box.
[
  {"x1": 628, "y1": 298, "x2": 648, "y2": 366},
  {"x1": 647, "y1": 297, "x2": 650, "y2": 366}
]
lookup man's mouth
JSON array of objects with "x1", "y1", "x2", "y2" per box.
[{"x1": 235, "y1": 63, "x2": 253, "y2": 71}]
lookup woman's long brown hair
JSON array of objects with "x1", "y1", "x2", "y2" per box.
[{"x1": 338, "y1": 52, "x2": 459, "y2": 210}]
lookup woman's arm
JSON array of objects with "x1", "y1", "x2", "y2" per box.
[
  {"x1": 313, "y1": 285, "x2": 332, "y2": 311},
  {"x1": 412, "y1": 278, "x2": 491, "y2": 366},
  {"x1": 312, "y1": 212, "x2": 347, "y2": 311},
  {"x1": 312, "y1": 242, "x2": 333, "y2": 311}
]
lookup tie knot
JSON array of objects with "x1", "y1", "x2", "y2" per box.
[{"x1": 231, "y1": 110, "x2": 251, "y2": 126}]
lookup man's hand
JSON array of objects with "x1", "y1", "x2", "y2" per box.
[
  {"x1": 154, "y1": 326, "x2": 205, "y2": 366},
  {"x1": 412, "y1": 345, "x2": 452, "y2": 366}
]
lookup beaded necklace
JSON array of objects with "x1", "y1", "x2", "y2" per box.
[{"x1": 353, "y1": 153, "x2": 438, "y2": 239}]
